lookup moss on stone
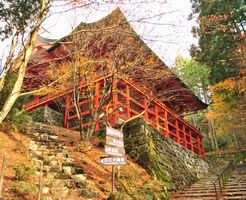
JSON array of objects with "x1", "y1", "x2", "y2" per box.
[{"x1": 123, "y1": 118, "x2": 209, "y2": 194}]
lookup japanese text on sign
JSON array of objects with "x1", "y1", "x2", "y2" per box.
[
  {"x1": 106, "y1": 136, "x2": 124, "y2": 147},
  {"x1": 105, "y1": 145, "x2": 125, "y2": 156},
  {"x1": 106, "y1": 127, "x2": 123, "y2": 139},
  {"x1": 100, "y1": 156, "x2": 127, "y2": 166}
]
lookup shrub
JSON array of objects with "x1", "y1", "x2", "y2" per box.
[
  {"x1": 11, "y1": 181, "x2": 36, "y2": 196},
  {"x1": 107, "y1": 192, "x2": 132, "y2": 200},
  {"x1": 8, "y1": 108, "x2": 32, "y2": 131},
  {"x1": 12, "y1": 164, "x2": 36, "y2": 181}
]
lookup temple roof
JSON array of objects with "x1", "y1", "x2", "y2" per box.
[{"x1": 26, "y1": 7, "x2": 207, "y2": 114}]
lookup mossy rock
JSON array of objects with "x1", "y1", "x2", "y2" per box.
[
  {"x1": 107, "y1": 192, "x2": 132, "y2": 200},
  {"x1": 76, "y1": 181, "x2": 89, "y2": 188},
  {"x1": 80, "y1": 189, "x2": 98, "y2": 198}
]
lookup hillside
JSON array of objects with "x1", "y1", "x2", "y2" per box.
[{"x1": 0, "y1": 123, "x2": 169, "y2": 200}]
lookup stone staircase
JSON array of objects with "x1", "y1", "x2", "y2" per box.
[
  {"x1": 28, "y1": 122, "x2": 97, "y2": 200},
  {"x1": 171, "y1": 171, "x2": 221, "y2": 200},
  {"x1": 172, "y1": 162, "x2": 246, "y2": 200},
  {"x1": 222, "y1": 163, "x2": 246, "y2": 200}
]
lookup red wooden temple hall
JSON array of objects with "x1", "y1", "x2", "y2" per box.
[{"x1": 23, "y1": 8, "x2": 207, "y2": 157}]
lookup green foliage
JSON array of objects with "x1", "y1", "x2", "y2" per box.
[
  {"x1": 174, "y1": 57, "x2": 210, "y2": 101},
  {"x1": 107, "y1": 192, "x2": 132, "y2": 200},
  {"x1": 12, "y1": 164, "x2": 36, "y2": 181},
  {"x1": 0, "y1": 72, "x2": 32, "y2": 129},
  {"x1": 174, "y1": 57, "x2": 213, "y2": 147},
  {"x1": 204, "y1": 138, "x2": 213, "y2": 152},
  {"x1": 11, "y1": 181, "x2": 36, "y2": 197},
  {"x1": 217, "y1": 135, "x2": 228, "y2": 149},
  {"x1": 0, "y1": 0, "x2": 42, "y2": 39},
  {"x1": 190, "y1": 0, "x2": 245, "y2": 84},
  {"x1": 8, "y1": 108, "x2": 32, "y2": 131},
  {"x1": 141, "y1": 180, "x2": 169, "y2": 199},
  {"x1": 0, "y1": 73, "x2": 18, "y2": 109}
]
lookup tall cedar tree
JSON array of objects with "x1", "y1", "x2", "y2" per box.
[{"x1": 190, "y1": 0, "x2": 245, "y2": 84}]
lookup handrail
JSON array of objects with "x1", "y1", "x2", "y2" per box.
[{"x1": 213, "y1": 161, "x2": 234, "y2": 200}]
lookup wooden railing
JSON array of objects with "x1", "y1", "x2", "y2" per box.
[{"x1": 23, "y1": 77, "x2": 205, "y2": 157}]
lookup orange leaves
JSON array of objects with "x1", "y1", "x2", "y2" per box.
[
  {"x1": 208, "y1": 69, "x2": 246, "y2": 135},
  {"x1": 211, "y1": 69, "x2": 246, "y2": 94}
]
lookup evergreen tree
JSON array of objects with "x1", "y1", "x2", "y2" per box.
[{"x1": 190, "y1": 0, "x2": 245, "y2": 84}]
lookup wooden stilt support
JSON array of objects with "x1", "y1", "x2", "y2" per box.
[{"x1": 64, "y1": 95, "x2": 71, "y2": 129}]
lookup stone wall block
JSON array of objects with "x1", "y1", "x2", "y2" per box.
[{"x1": 123, "y1": 118, "x2": 210, "y2": 191}]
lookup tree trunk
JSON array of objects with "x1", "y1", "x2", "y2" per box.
[
  {"x1": 0, "y1": 36, "x2": 18, "y2": 92},
  {"x1": 202, "y1": 81, "x2": 218, "y2": 150},
  {"x1": 0, "y1": 69, "x2": 8, "y2": 92},
  {"x1": 0, "y1": 0, "x2": 48, "y2": 124},
  {"x1": 208, "y1": 118, "x2": 219, "y2": 150}
]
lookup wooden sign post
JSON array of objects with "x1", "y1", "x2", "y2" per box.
[{"x1": 100, "y1": 127, "x2": 127, "y2": 194}]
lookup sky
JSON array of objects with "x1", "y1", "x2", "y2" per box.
[
  {"x1": 0, "y1": 0, "x2": 197, "y2": 71},
  {"x1": 41, "y1": 0, "x2": 197, "y2": 66}
]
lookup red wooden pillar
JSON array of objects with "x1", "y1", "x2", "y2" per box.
[
  {"x1": 95, "y1": 81, "x2": 100, "y2": 131},
  {"x1": 189, "y1": 129, "x2": 194, "y2": 152},
  {"x1": 64, "y1": 94, "x2": 71, "y2": 129},
  {"x1": 175, "y1": 120, "x2": 180, "y2": 144},
  {"x1": 183, "y1": 125, "x2": 187, "y2": 148},
  {"x1": 143, "y1": 97, "x2": 148, "y2": 119},
  {"x1": 164, "y1": 110, "x2": 169, "y2": 136},
  {"x1": 154, "y1": 104, "x2": 159, "y2": 130},
  {"x1": 125, "y1": 84, "x2": 131, "y2": 118},
  {"x1": 34, "y1": 96, "x2": 39, "y2": 104}
]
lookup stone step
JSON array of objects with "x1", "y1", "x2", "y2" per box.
[
  {"x1": 28, "y1": 123, "x2": 89, "y2": 200},
  {"x1": 225, "y1": 188, "x2": 246, "y2": 192},
  {"x1": 175, "y1": 193, "x2": 217, "y2": 198},
  {"x1": 223, "y1": 192, "x2": 246, "y2": 196},
  {"x1": 224, "y1": 184, "x2": 246, "y2": 187},
  {"x1": 42, "y1": 177, "x2": 88, "y2": 189},
  {"x1": 172, "y1": 197, "x2": 217, "y2": 200},
  {"x1": 44, "y1": 186, "x2": 70, "y2": 198},
  {"x1": 178, "y1": 190, "x2": 216, "y2": 194},
  {"x1": 223, "y1": 196, "x2": 246, "y2": 200},
  {"x1": 225, "y1": 186, "x2": 246, "y2": 189},
  {"x1": 180, "y1": 188, "x2": 216, "y2": 192}
]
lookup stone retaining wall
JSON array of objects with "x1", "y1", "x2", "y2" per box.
[
  {"x1": 30, "y1": 107, "x2": 63, "y2": 127},
  {"x1": 123, "y1": 118, "x2": 210, "y2": 191}
]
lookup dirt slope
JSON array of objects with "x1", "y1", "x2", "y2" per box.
[{"x1": 0, "y1": 124, "x2": 169, "y2": 199}]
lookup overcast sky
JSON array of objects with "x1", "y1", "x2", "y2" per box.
[
  {"x1": 41, "y1": 0, "x2": 197, "y2": 66},
  {"x1": 1, "y1": 0, "x2": 197, "y2": 70}
]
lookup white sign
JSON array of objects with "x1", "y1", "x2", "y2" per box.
[
  {"x1": 100, "y1": 156, "x2": 127, "y2": 166},
  {"x1": 106, "y1": 127, "x2": 123, "y2": 139},
  {"x1": 106, "y1": 136, "x2": 124, "y2": 147},
  {"x1": 105, "y1": 145, "x2": 125, "y2": 157},
  {"x1": 100, "y1": 127, "x2": 127, "y2": 166}
]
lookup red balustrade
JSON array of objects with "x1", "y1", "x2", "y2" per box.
[{"x1": 23, "y1": 77, "x2": 205, "y2": 157}]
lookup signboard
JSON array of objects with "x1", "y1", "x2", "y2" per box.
[
  {"x1": 100, "y1": 127, "x2": 127, "y2": 166},
  {"x1": 106, "y1": 136, "x2": 124, "y2": 147},
  {"x1": 105, "y1": 145, "x2": 125, "y2": 157},
  {"x1": 106, "y1": 127, "x2": 123, "y2": 139},
  {"x1": 100, "y1": 156, "x2": 127, "y2": 166},
  {"x1": 100, "y1": 127, "x2": 127, "y2": 194}
]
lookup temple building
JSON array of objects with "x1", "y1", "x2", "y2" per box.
[{"x1": 23, "y1": 8, "x2": 207, "y2": 157}]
